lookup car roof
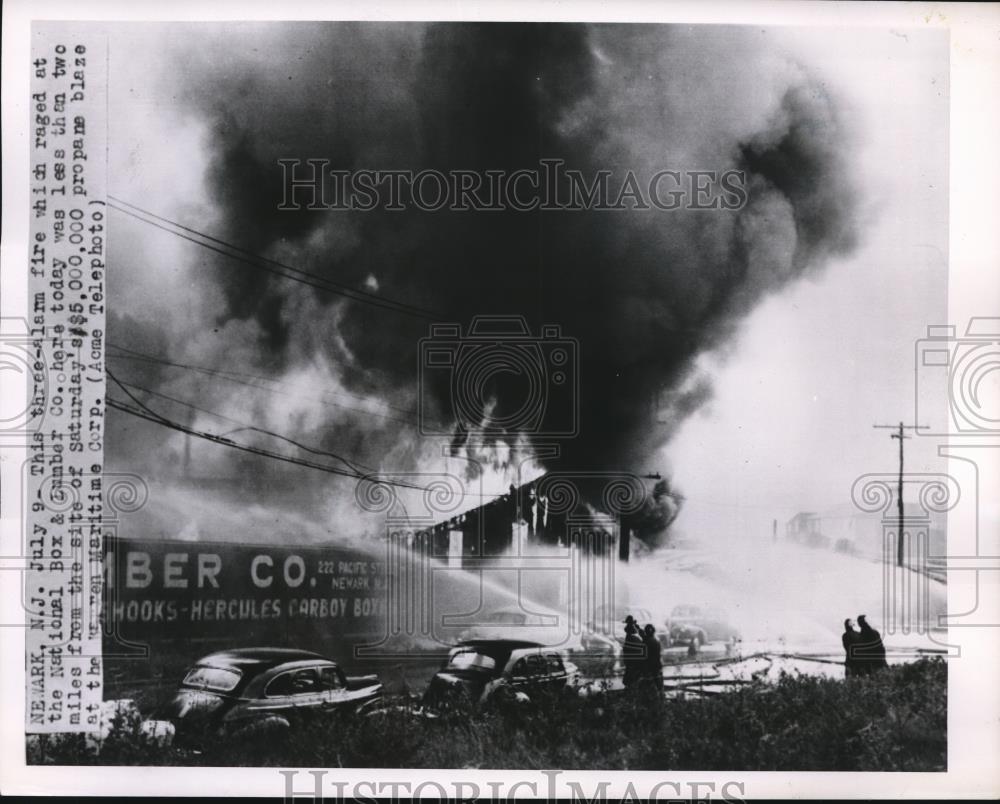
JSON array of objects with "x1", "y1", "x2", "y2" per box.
[
  {"x1": 194, "y1": 647, "x2": 331, "y2": 672},
  {"x1": 453, "y1": 639, "x2": 544, "y2": 667},
  {"x1": 510, "y1": 646, "x2": 564, "y2": 659},
  {"x1": 486, "y1": 606, "x2": 559, "y2": 621},
  {"x1": 457, "y1": 638, "x2": 544, "y2": 651}
]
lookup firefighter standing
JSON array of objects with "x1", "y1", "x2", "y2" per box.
[
  {"x1": 642, "y1": 623, "x2": 663, "y2": 684},
  {"x1": 622, "y1": 616, "x2": 644, "y2": 688},
  {"x1": 855, "y1": 614, "x2": 888, "y2": 675},
  {"x1": 842, "y1": 618, "x2": 860, "y2": 677}
]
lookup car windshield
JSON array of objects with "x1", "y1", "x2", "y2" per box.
[
  {"x1": 182, "y1": 665, "x2": 242, "y2": 692},
  {"x1": 446, "y1": 650, "x2": 497, "y2": 672}
]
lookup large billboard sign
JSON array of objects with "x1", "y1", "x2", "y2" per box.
[{"x1": 102, "y1": 537, "x2": 391, "y2": 666}]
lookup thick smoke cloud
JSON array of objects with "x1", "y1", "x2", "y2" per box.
[{"x1": 109, "y1": 23, "x2": 860, "y2": 533}]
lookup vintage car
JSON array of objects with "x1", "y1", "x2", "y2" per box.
[
  {"x1": 161, "y1": 647, "x2": 382, "y2": 745},
  {"x1": 666, "y1": 604, "x2": 741, "y2": 645},
  {"x1": 420, "y1": 639, "x2": 580, "y2": 714},
  {"x1": 458, "y1": 605, "x2": 619, "y2": 676}
]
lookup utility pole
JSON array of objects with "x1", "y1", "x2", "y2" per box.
[{"x1": 873, "y1": 421, "x2": 928, "y2": 566}]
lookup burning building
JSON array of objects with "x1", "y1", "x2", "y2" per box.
[{"x1": 410, "y1": 470, "x2": 682, "y2": 567}]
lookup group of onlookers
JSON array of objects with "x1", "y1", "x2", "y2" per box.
[
  {"x1": 621, "y1": 615, "x2": 663, "y2": 688},
  {"x1": 622, "y1": 611, "x2": 890, "y2": 688},
  {"x1": 842, "y1": 615, "x2": 889, "y2": 677}
]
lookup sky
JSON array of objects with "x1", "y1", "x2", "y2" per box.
[
  {"x1": 667, "y1": 26, "x2": 948, "y2": 540},
  {"x1": 100, "y1": 22, "x2": 950, "y2": 545}
]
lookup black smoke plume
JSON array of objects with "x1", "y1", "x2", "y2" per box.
[{"x1": 109, "y1": 23, "x2": 860, "y2": 537}]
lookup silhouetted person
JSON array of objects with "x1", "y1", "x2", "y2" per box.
[
  {"x1": 641, "y1": 624, "x2": 663, "y2": 684},
  {"x1": 855, "y1": 614, "x2": 888, "y2": 675},
  {"x1": 687, "y1": 637, "x2": 698, "y2": 658},
  {"x1": 842, "y1": 618, "x2": 860, "y2": 677},
  {"x1": 622, "y1": 617, "x2": 644, "y2": 688}
]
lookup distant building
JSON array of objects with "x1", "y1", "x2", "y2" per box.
[
  {"x1": 785, "y1": 504, "x2": 946, "y2": 570},
  {"x1": 813, "y1": 502, "x2": 946, "y2": 562},
  {"x1": 785, "y1": 511, "x2": 829, "y2": 549}
]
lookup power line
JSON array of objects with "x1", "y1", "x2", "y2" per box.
[
  {"x1": 108, "y1": 396, "x2": 371, "y2": 480},
  {"x1": 109, "y1": 341, "x2": 403, "y2": 407},
  {"x1": 109, "y1": 359, "x2": 731, "y2": 515},
  {"x1": 106, "y1": 348, "x2": 546, "y2": 483},
  {"x1": 108, "y1": 369, "x2": 374, "y2": 474},
  {"x1": 106, "y1": 343, "x2": 420, "y2": 427},
  {"x1": 106, "y1": 395, "x2": 441, "y2": 494},
  {"x1": 107, "y1": 196, "x2": 442, "y2": 320},
  {"x1": 105, "y1": 383, "x2": 503, "y2": 498},
  {"x1": 107, "y1": 195, "x2": 439, "y2": 318},
  {"x1": 107, "y1": 367, "x2": 170, "y2": 423}
]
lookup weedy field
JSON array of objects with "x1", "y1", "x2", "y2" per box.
[{"x1": 29, "y1": 657, "x2": 946, "y2": 771}]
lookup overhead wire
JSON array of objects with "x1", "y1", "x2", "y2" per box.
[
  {"x1": 107, "y1": 195, "x2": 442, "y2": 320},
  {"x1": 105, "y1": 372, "x2": 504, "y2": 498},
  {"x1": 106, "y1": 343, "x2": 419, "y2": 427},
  {"x1": 108, "y1": 369, "x2": 374, "y2": 474}
]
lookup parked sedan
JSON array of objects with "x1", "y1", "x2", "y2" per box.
[
  {"x1": 420, "y1": 639, "x2": 580, "y2": 714},
  {"x1": 162, "y1": 647, "x2": 382, "y2": 746},
  {"x1": 459, "y1": 606, "x2": 619, "y2": 676}
]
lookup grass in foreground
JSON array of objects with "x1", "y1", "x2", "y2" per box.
[{"x1": 28, "y1": 657, "x2": 946, "y2": 771}]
